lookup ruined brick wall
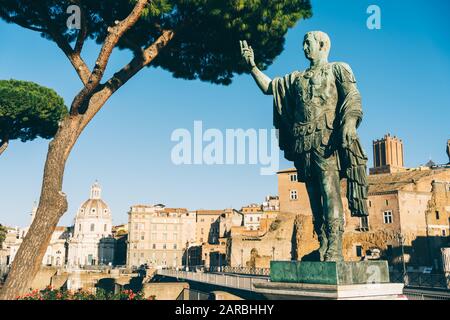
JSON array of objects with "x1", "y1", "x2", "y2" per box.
[{"x1": 228, "y1": 212, "x2": 296, "y2": 268}]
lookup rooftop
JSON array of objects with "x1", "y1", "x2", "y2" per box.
[
  {"x1": 196, "y1": 209, "x2": 224, "y2": 216},
  {"x1": 278, "y1": 167, "x2": 449, "y2": 194}
]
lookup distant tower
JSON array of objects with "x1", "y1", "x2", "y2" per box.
[
  {"x1": 369, "y1": 134, "x2": 405, "y2": 175},
  {"x1": 447, "y1": 139, "x2": 450, "y2": 164},
  {"x1": 90, "y1": 181, "x2": 101, "y2": 199}
]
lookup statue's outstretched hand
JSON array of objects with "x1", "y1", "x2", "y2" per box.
[{"x1": 240, "y1": 40, "x2": 256, "y2": 69}]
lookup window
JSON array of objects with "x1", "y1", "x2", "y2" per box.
[
  {"x1": 369, "y1": 200, "x2": 372, "y2": 207},
  {"x1": 174, "y1": 244, "x2": 177, "y2": 249},
  {"x1": 163, "y1": 233, "x2": 167, "y2": 241},
  {"x1": 360, "y1": 216, "x2": 369, "y2": 230},
  {"x1": 442, "y1": 229, "x2": 447, "y2": 236},
  {"x1": 78, "y1": 224, "x2": 81, "y2": 231},
  {"x1": 356, "y1": 245, "x2": 363, "y2": 257},
  {"x1": 152, "y1": 233, "x2": 157, "y2": 240},
  {"x1": 385, "y1": 199, "x2": 389, "y2": 206},
  {"x1": 163, "y1": 244, "x2": 167, "y2": 249},
  {"x1": 152, "y1": 244, "x2": 156, "y2": 249},
  {"x1": 104, "y1": 224, "x2": 107, "y2": 232},
  {"x1": 435, "y1": 211, "x2": 440, "y2": 220},
  {"x1": 290, "y1": 173, "x2": 298, "y2": 182},
  {"x1": 90, "y1": 224, "x2": 95, "y2": 232},
  {"x1": 141, "y1": 233, "x2": 145, "y2": 241},
  {"x1": 383, "y1": 211, "x2": 393, "y2": 224},
  {"x1": 201, "y1": 228, "x2": 204, "y2": 235},
  {"x1": 290, "y1": 190, "x2": 298, "y2": 200}
]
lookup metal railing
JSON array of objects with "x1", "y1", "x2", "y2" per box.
[
  {"x1": 176, "y1": 288, "x2": 211, "y2": 300},
  {"x1": 157, "y1": 269, "x2": 265, "y2": 292},
  {"x1": 404, "y1": 288, "x2": 450, "y2": 300},
  {"x1": 390, "y1": 271, "x2": 450, "y2": 289},
  {"x1": 218, "y1": 266, "x2": 270, "y2": 276}
]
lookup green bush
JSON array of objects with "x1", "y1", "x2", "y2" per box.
[{"x1": 16, "y1": 286, "x2": 155, "y2": 300}]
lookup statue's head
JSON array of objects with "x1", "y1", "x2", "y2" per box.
[{"x1": 303, "y1": 31, "x2": 331, "y2": 61}]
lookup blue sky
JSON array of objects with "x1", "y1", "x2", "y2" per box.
[{"x1": 0, "y1": 0, "x2": 449, "y2": 227}]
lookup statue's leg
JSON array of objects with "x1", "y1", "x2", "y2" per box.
[
  {"x1": 318, "y1": 169, "x2": 345, "y2": 262},
  {"x1": 305, "y1": 178, "x2": 327, "y2": 261}
]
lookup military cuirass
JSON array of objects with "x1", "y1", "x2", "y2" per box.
[{"x1": 291, "y1": 63, "x2": 339, "y2": 155}]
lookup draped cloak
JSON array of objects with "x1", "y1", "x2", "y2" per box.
[{"x1": 272, "y1": 62, "x2": 369, "y2": 217}]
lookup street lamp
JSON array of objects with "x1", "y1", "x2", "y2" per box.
[
  {"x1": 218, "y1": 252, "x2": 221, "y2": 273},
  {"x1": 185, "y1": 241, "x2": 190, "y2": 272},
  {"x1": 397, "y1": 233, "x2": 408, "y2": 285}
]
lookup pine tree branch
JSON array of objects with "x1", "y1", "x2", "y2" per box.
[
  {"x1": 105, "y1": 29, "x2": 175, "y2": 96},
  {"x1": 70, "y1": 0, "x2": 150, "y2": 115},
  {"x1": 78, "y1": 29, "x2": 175, "y2": 125},
  {"x1": 0, "y1": 139, "x2": 9, "y2": 156}
]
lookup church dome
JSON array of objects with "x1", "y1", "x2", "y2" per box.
[{"x1": 75, "y1": 182, "x2": 111, "y2": 219}]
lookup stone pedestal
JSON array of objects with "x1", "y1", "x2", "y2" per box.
[
  {"x1": 253, "y1": 281, "x2": 405, "y2": 300},
  {"x1": 270, "y1": 260, "x2": 390, "y2": 285},
  {"x1": 254, "y1": 261, "x2": 405, "y2": 300}
]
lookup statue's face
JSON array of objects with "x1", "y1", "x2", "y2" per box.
[{"x1": 303, "y1": 34, "x2": 325, "y2": 61}]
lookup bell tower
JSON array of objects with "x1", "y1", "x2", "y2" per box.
[{"x1": 90, "y1": 181, "x2": 102, "y2": 199}]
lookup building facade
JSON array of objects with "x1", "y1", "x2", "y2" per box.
[
  {"x1": 241, "y1": 204, "x2": 263, "y2": 231},
  {"x1": 67, "y1": 182, "x2": 114, "y2": 267},
  {"x1": 195, "y1": 210, "x2": 223, "y2": 245},
  {"x1": 127, "y1": 205, "x2": 196, "y2": 268}
]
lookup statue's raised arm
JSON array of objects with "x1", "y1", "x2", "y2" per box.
[{"x1": 240, "y1": 40, "x2": 273, "y2": 95}]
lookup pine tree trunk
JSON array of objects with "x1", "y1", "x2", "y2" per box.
[{"x1": 0, "y1": 115, "x2": 83, "y2": 299}]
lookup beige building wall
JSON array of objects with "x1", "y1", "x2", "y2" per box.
[
  {"x1": 195, "y1": 210, "x2": 222, "y2": 245},
  {"x1": 277, "y1": 169, "x2": 311, "y2": 215},
  {"x1": 127, "y1": 205, "x2": 195, "y2": 268}
]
